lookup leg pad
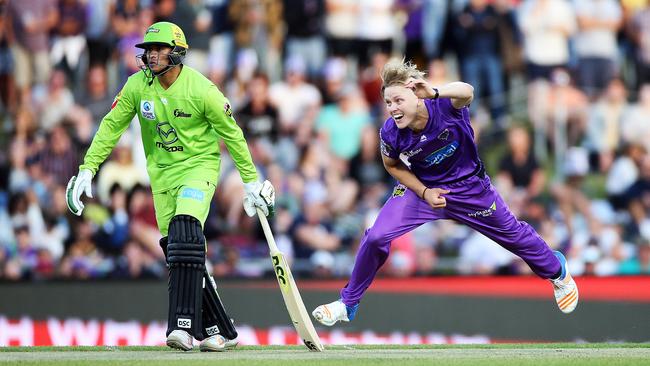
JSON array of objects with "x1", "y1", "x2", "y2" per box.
[{"x1": 166, "y1": 215, "x2": 205, "y2": 338}]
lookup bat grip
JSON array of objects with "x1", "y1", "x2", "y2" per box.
[{"x1": 257, "y1": 208, "x2": 280, "y2": 253}]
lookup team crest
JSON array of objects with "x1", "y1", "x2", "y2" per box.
[
  {"x1": 223, "y1": 102, "x2": 233, "y2": 118},
  {"x1": 437, "y1": 128, "x2": 450, "y2": 141},
  {"x1": 392, "y1": 184, "x2": 407, "y2": 198},
  {"x1": 141, "y1": 100, "x2": 155, "y2": 120}
]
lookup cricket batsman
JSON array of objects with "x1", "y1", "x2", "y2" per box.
[
  {"x1": 312, "y1": 59, "x2": 579, "y2": 326},
  {"x1": 65, "y1": 22, "x2": 275, "y2": 351}
]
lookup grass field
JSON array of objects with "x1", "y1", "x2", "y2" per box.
[{"x1": 1, "y1": 344, "x2": 649, "y2": 366}]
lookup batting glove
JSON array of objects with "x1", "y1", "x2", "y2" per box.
[
  {"x1": 66, "y1": 169, "x2": 93, "y2": 216},
  {"x1": 243, "y1": 180, "x2": 275, "y2": 218}
]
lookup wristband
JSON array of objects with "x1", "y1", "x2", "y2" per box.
[{"x1": 421, "y1": 187, "x2": 429, "y2": 199}]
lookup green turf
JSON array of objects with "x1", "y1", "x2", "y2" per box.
[{"x1": 1, "y1": 344, "x2": 649, "y2": 366}]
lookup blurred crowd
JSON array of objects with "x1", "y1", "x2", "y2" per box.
[{"x1": 1, "y1": 0, "x2": 650, "y2": 281}]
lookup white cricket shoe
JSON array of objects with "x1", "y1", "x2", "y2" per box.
[
  {"x1": 312, "y1": 299, "x2": 358, "y2": 326},
  {"x1": 551, "y1": 251, "x2": 579, "y2": 314},
  {"x1": 199, "y1": 334, "x2": 239, "y2": 352},
  {"x1": 166, "y1": 329, "x2": 194, "y2": 351}
]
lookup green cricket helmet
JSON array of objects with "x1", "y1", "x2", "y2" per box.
[{"x1": 136, "y1": 22, "x2": 188, "y2": 73}]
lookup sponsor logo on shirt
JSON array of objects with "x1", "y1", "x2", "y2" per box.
[
  {"x1": 392, "y1": 184, "x2": 407, "y2": 198},
  {"x1": 141, "y1": 100, "x2": 156, "y2": 120},
  {"x1": 404, "y1": 148, "x2": 422, "y2": 158},
  {"x1": 380, "y1": 138, "x2": 393, "y2": 157},
  {"x1": 437, "y1": 129, "x2": 450, "y2": 141},
  {"x1": 173, "y1": 109, "x2": 192, "y2": 118},
  {"x1": 468, "y1": 201, "x2": 497, "y2": 218},
  {"x1": 423, "y1": 141, "x2": 459, "y2": 166},
  {"x1": 156, "y1": 122, "x2": 183, "y2": 152}
]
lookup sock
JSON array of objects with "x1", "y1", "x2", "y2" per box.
[
  {"x1": 552, "y1": 251, "x2": 567, "y2": 281},
  {"x1": 551, "y1": 267, "x2": 563, "y2": 281},
  {"x1": 344, "y1": 302, "x2": 359, "y2": 321}
]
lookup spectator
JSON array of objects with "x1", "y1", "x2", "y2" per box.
[
  {"x1": 38, "y1": 125, "x2": 79, "y2": 187},
  {"x1": 324, "y1": 0, "x2": 359, "y2": 59},
  {"x1": 237, "y1": 72, "x2": 280, "y2": 165},
  {"x1": 95, "y1": 184, "x2": 130, "y2": 256},
  {"x1": 284, "y1": 0, "x2": 326, "y2": 78},
  {"x1": 156, "y1": 0, "x2": 212, "y2": 75},
  {"x1": 78, "y1": 64, "x2": 113, "y2": 126},
  {"x1": 269, "y1": 56, "x2": 322, "y2": 168},
  {"x1": 519, "y1": 0, "x2": 576, "y2": 136},
  {"x1": 630, "y1": 4, "x2": 650, "y2": 87},
  {"x1": 606, "y1": 143, "x2": 644, "y2": 210},
  {"x1": 0, "y1": 0, "x2": 15, "y2": 113},
  {"x1": 551, "y1": 146, "x2": 597, "y2": 237},
  {"x1": 625, "y1": 155, "x2": 650, "y2": 240},
  {"x1": 96, "y1": 140, "x2": 149, "y2": 206},
  {"x1": 496, "y1": 126, "x2": 545, "y2": 215},
  {"x1": 454, "y1": 0, "x2": 507, "y2": 125},
  {"x1": 229, "y1": 0, "x2": 284, "y2": 81},
  {"x1": 316, "y1": 84, "x2": 374, "y2": 174},
  {"x1": 573, "y1": 0, "x2": 622, "y2": 99},
  {"x1": 395, "y1": 0, "x2": 426, "y2": 67},
  {"x1": 422, "y1": 0, "x2": 448, "y2": 61},
  {"x1": 621, "y1": 84, "x2": 650, "y2": 153},
  {"x1": 37, "y1": 69, "x2": 76, "y2": 132},
  {"x1": 518, "y1": 0, "x2": 576, "y2": 82},
  {"x1": 357, "y1": 0, "x2": 395, "y2": 68},
  {"x1": 619, "y1": 240, "x2": 650, "y2": 274},
  {"x1": 50, "y1": 0, "x2": 88, "y2": 88},
  {"x1": 7, "y1": 0, "x2": 58, "y2": 103},
  {"x1": 584, "y1": 78, "x2": 630, "y2": 172},
  {"x1": 85, "y1": 0, "x2": 115, "y2": 67},
  {"x1": 207, "y1": 0, "x2": 235, "y2": 76}
]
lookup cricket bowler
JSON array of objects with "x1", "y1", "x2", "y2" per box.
[
  {"x1": 65, "y1": 22, "x2": 275, "y2": 351},
  {"x1": 313, "y1": 59, "x2": 579, "y2": 326}
]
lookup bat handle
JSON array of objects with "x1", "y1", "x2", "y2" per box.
[{"x1": 256, "y1": 207, "x2": 280, "y2": 253}]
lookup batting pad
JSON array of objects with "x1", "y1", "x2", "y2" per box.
[
  {"x1": 166, "y1": 215, "x2": 205, "y2": 338},
  {"x1": 201, "y1": 271, "x2": 238, "y2": 340}
]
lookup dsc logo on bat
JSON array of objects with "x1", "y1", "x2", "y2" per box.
[{"x1": 272, "y1": 254, "x2": 289, "y2": 289}]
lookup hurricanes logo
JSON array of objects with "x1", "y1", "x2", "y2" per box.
[
  {"x1": 156, "y1": 122, "x2": 183, "y2": 152},
  {"x1": 392, "y1": 184, "x2": 407, "y2": 198}
]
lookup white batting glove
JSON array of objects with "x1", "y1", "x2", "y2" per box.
[
  {"x1": 66, "y1": 169, "x2": 93, "y2": 216},
  {"x1": 243, "y1": 180, "x2": 275, "y2": 217}
]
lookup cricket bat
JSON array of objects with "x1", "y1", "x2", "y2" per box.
[{"x1": 256, "y1": 208, "x2": 325, "y2": 352}]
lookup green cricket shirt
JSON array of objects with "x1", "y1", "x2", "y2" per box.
[{"x1": 79, "y1": 66, "x2": 258, "y2": 193}]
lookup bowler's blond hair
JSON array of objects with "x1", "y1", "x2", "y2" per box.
[{"x1": 381, "y1": 58, "x2": 426, "y2": 97}]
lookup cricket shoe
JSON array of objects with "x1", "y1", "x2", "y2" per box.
[
  {"x1": 550, "y1": 250, "x2": 579, "y2": 314},
  {"x1": 312, "y1": 299, "x2": 358, "y2": 326},
  {"x1": 199, "y1": 335, "x2": 239, "y2": 352},
  {"x1": 166, "y1": 330, "x2": 194, "y2": 351}
]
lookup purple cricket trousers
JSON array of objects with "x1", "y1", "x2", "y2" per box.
[{"x1": 340, "y1": 174, "x2": 561, "y2": 306}]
